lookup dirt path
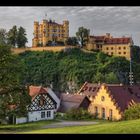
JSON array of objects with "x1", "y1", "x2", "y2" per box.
[{"x1": 41, "y1": 120, "x2": 98, "y2": 129}]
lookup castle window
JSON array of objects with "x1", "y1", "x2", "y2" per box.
[
  {"x1": 119, "y1": 47, "x2": 121, "y2": 50},
  {"x1": 111, "y1": 47, "x2": 113, "y2": 50},
  {"x1": 111, "y1": 52, "x2": 113, "y2": 55},
  {"x1": 106, "y1": 47, "x2": 109, "y2": 50},
  {"x1": 41, "y1": 111, "x2": 45, "y2": 118},
  {"x1": 101, "y1": 96, "x2": 105, "y2": 101},
  {"x1": 118, "y1": 52, "x2": 121, "y2": 54},
  {"x1": 124, "y1": 52, "x2": 126, "y2": 54},
  {"x1": 124, "y1": 46, "x2": 126, "y2": 49}
]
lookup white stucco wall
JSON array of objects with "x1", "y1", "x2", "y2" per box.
[
  {"x1": 16, "y1": 117, "x2": 27, "y2": 124},
  {"x1": 28, "y1": 110, "x2": 54, "y2": 122}
]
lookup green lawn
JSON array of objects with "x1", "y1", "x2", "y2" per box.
[
  {"x1": 0, "y1": 120, "x2": 59, "y2": 133},
  {"x1": 25, "y1": 119, "x2": 140, "y2": 134},
  {"x1": 1, "y1": 119, "x2": 140, "y2": 134}
]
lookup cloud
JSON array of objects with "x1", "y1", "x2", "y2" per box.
[{"x1": 0, "y1": 6, "x2": 140, "y2": 46}]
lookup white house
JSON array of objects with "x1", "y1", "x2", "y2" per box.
[{"x1": 27, "y1": 85, "x2": 60, "y2": 122}]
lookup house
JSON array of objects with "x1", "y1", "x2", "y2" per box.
[
  {"x1": 27, "y1": 85, "x2": 60, "y2": 122},
  {"x1": 58, "y1": 93, "x2": 90, "y2": 113},
  {"x1": 77, "y1": 82, "x2": 140, "y2": 120}
]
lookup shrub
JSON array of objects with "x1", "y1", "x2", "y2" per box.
[
  {"x1": 123, "y1": 103, "x2": 140, "y2": 120},
  {"x1": 64, "y1": 108, "x2": 93, "y2": 120}
]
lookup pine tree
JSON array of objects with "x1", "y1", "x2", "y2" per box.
[{"x1": 17, "y1": 27, "x2": 28, "y2": 48}]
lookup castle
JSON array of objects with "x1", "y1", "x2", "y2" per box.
[
  {"x1": 86, "y1": 33, "x2": 133, "y2": 60},
  {"x1": 32, "y1": 19, "x2": 69, "y2": 47}
]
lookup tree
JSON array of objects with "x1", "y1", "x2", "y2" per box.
[
  {"x1": 0, "y1": 28, "x2": 7, "y2": 45},
  {"x1": 7, "y1": 25, "x2": 17, "y2": 47},
  {"x1": 17, "y1": 26, "x2": 28, "y2": 48},
  {"x1": 123, "y1": 103, "x2": 140, "y2": 120},
  {"x1": 131, "y1": 45, "x2": 140, "y2": 64},
  {"x1": 66, "y1": 37, "x2": 78, "y2": 46},
  {"x1": 76, "y1": 27, "x2": 90, "y2": 47},
  {"x1": 0, "y1": 44, "x2": 30, "y2": 120}
]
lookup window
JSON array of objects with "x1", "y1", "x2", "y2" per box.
[
  {"x1": 124, "y1": 47, "x2": 126, "y2": 49},
  {"x1": 111, "y1": 52, "x2": 113, "y2": 55},
  {"x1": 101, "y1": 96, "x2": 105, "y2": 101},
  {"x1": 124, "y1": 52, "x2": 126, "y2": 54},
  {"x1": 41, "y1": 111, "x2": 45, "y2": 118},
  {"x1": 95, "y1": 106, "x2": 98, "y2": 117},
  {"x1": 102, "y1": 108, "x2": 105, "y2": 119},
  {"x1": 111, "y1": 47, "x2": 113, "y2": 50},
  {"x1": 118, "y1": 52, "x2": 121, "y2": 54},
  {"x1": 119, "y1": 47, "x2": 121, "y2": 50},
  {"x1": 46, "y1": 111, "x2": 51, "y2": 117},
  {"x1": 106, "y1": 47, "x2": 109, "y2": 50},
  {"x1": 109, "y1": 109, "x2": 113, "y2": 120}
]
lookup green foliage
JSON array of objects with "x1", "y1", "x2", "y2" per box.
[
  {"x1": 18, "y1": 48, "x2": 140, "y2": 93},
  {"x1": 66, "y1": 37, "x2": 78, "y2": 46},
  {"x1": 7, "y1": 25, "x2": 17, "y2": 47},
  {"x1": 7, "y1": 25, "x2": 27, "y2": 48},
  {"x1": 17, "y1": 27, "x2": 28, "y2": 48},
  {"x1": 0, "y1": 44, "x2": 30, "y2": 119},
  {"x1": 0, "y1": 28, "x2": 8, "y2": 45},
  {"x1": 123, "y1": 104, "x2": 140, "y2": 120},
  {"x1": 76, "y1": 27, "x2": 90, "y2": 47},
  {"x1": 64, "y1": 108, "x2": 93, "y2": 120},
  {"x1": 132, "y1": 45, "x2": 140, "y2": 64}
]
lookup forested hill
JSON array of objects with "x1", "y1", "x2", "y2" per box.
[{"x1": 18, "y1": 48, "x2": 140, "y2": 93}]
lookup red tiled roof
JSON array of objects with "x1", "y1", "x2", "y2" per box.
[
  {"x1": 105, "y1": 37, "x2": 131, "y2": 44},
  {"x1": 29, "y1": 85, "x2": 48, "y2": 100},
  {"x1": 77, "y1": 82, "x2": 100, "y2": 96}
]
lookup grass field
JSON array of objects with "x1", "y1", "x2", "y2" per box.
[
  {"x1": 0, "y1": 120, "x2": 59, "y2": 134},
  {"x1": 25, "y1": 119, "x2": 140, "y2": 134},
  {"x1": 1, "y1": 119, "x2": 140, "y2": 134}
]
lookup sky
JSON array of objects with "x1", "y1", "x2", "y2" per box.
[{"x1": 0, "y1": 6, "x2": 140, "y2": 46}]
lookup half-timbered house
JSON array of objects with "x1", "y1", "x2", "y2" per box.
[{"x1": 27, "y1": 85, "x2": 60, "y2": 122}]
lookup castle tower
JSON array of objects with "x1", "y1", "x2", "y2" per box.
[
  {"x1": 32, "y1": 21, "x2": 39, "y2": 47},
  {"x1": 63, "y1": 20, "x2": 69, "y2": 43}
]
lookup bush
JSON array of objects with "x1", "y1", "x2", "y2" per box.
[
  {"x1": 123, "y1": 103, "x2": 140, "y2": 120},
  {"x1": 64, "y1": 108, "x2": 93, "y2": 120}
]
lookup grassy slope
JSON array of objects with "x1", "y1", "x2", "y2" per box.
[{"x1": 25, "y1": 119, "x2": 140, "y2": 134}]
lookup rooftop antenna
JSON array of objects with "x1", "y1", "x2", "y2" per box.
[{"x1": 129, "y1": 34, "x2": 134, "y2": 86}]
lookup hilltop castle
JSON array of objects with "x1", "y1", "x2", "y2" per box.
[{"x1": 32, "y1": 19, "x2": 69, "y2": 47}]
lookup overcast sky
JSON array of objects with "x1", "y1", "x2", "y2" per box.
[{"x1": 0, "y1": 6, "x2": 140, "y2": 46}]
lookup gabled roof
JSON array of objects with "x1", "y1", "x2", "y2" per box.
[
  {"x1": 78, "y1": 82, "x2": 140, "y2": 113},
  {"x1": 29, "y1": 85, "x2": 60, "y2": 110},
  {"x1": 29, "y1": 86, "x2": 47, "y2": 101},
  {"x1": 77, "y1": 82, "x2": 100, "y2": 97},
  {"x1": 58, "y1": 93, "x2": 90, "y2": 113},
  {"x1": 104, "y1": 84, "x2": 140, "y2": 112}
]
